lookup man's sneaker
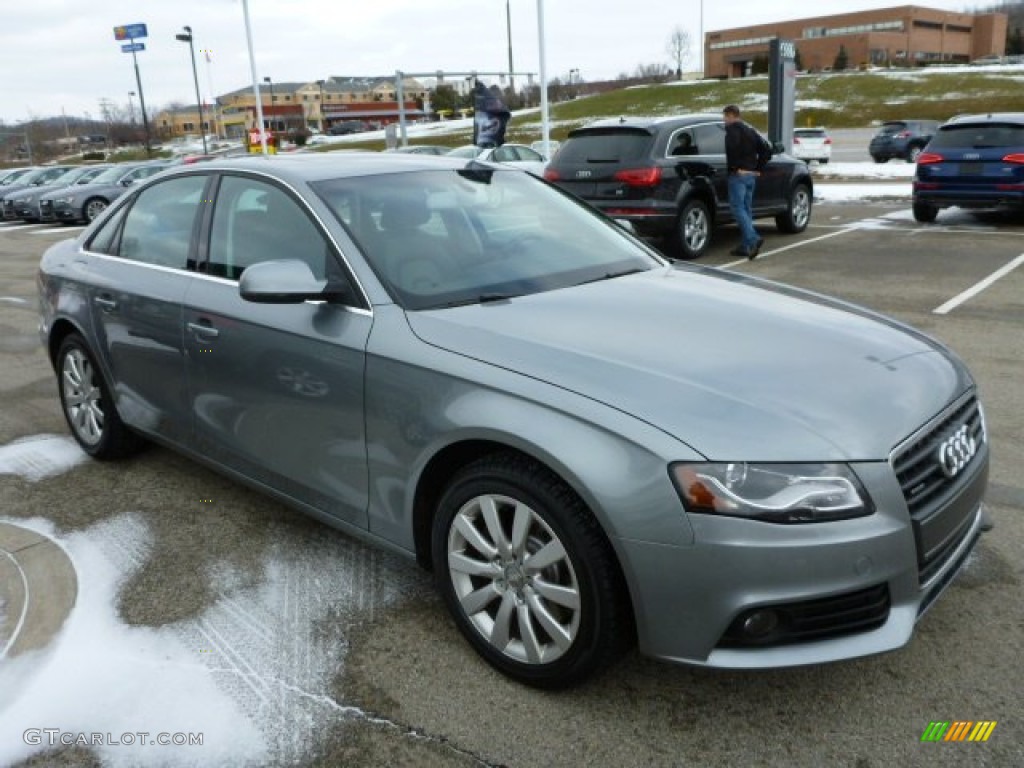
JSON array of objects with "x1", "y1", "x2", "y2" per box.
[
  {"x1": 729, "y1": 246, "x2": 750, "y2": 258},
  {"x1": 750, "y1": 238, "x2": 765, "y2": 260}
]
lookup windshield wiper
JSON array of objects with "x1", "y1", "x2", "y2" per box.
[
  {"x1": 575, "y1": 267, "x2": 647, "y2": 286},
  {"x1": 436, "y1": 292, "x2": 520, "y2": 308}
]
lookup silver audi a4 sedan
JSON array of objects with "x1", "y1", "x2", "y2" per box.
[{"x1": 37, "y1": 154, "x2": 990, "y2": 688}]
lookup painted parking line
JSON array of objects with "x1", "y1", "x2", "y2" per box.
[
  {"x1": 933, "y1": 253, "x2": 1024, "y2": 315},
  {"x1": 0, "y1": 224, "x2": 47, "y2": 233},
  {"x1": 29, "y1": 227, "x2": 84, "y2": 236},
  {"x1": 722, "y1": 224, "x2": 863, "y2": 269}
]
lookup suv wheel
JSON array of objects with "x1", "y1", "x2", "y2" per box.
[
  {"x1": 906, "y1": 145, "x2": 924, "y2": 163},
  {"x1": 775, "y1": 183, "x2": 812, "y2": 234},
  {"x1": 872, "y1": 155, "x2": 886, "y2": 164},
  {"x1": 912, "y1": 201, "x2": 938, "y2": 223},
  {"x1": 671, "y1": 198, "x2": 711, "y2": 259}
]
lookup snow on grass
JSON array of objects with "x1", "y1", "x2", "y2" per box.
[
  {"x1": 810, "y1": 162, "x2": 916, "y2": 180},
  {"x1": 815, "y1": 183, "x2": 910, "y2": 201}
]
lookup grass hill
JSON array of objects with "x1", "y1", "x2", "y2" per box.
[{"x1": 331, "y1": 66, "x2": 1024, "y2": 151}]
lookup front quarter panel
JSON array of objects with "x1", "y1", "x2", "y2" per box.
[{"x1": 362, "y1": 305, "x2": 700, "y2": 554}]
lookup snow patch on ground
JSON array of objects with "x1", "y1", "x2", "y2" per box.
[
  {"x1": 0, "y1": 512, "x2": 427, "y2": 767},
  {"x1": 810, "y1": 162, "x2": 915, "y2": 179},
  {"x1": 0, "y1": 435, "x2": 89, "y2": 483},
  {"x1": 815, "y1": 183, "x2": 910, "y2": 201}
]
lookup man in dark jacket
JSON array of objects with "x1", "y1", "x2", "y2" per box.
[{"x1": 723, "y1": 104, "x2": 769, "y2": 259}]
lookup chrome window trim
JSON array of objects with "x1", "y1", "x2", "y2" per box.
[{"x1": 79, "y1": 167, "x2": 374, "y2": 314}]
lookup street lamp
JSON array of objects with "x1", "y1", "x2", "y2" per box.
[
  {"x1": 316, "y1": 79, "x2": 326, "y2": 131},
  {"x1": 505, "y1": 0, "x2": 515, "y2": 95},
  {"x1": 263, "y1": 76, "x2": 274, "y2": 131},
  {"x1": 175, "y1": 26, "x2": 208, "y2": 154},
  {"x1": 128, "y1": 91, "x2": 137, "y2": 124}
]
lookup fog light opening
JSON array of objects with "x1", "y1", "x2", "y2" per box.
[{"x1": 740, "y1": 609, "x2": 780, "y2": 639}]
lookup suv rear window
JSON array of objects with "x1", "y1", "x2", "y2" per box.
[
  {"x1": 557, "y1": 129, "x2": 653, "y2": 164},
  {"x1": 929, "y1": 123, "x2": 1024, "y2": 149},
  {"x1": 794, "y1": 129, "x2": 827, "y2": 138},
  {"x1": 878, "y1": 122, "x2": 908, "y2": 134}
]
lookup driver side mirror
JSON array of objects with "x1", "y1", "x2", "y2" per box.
[{"x1": 239, "y1": 259, "x2": 328, "y2": 304}]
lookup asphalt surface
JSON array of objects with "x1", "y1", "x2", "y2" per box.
[{"x1": 0, "y1": 200, "x2": 1022, "y2": 767}]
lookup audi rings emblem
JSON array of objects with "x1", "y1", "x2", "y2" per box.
[{"x1": 936, "y1": 424, "x2": 977, "y2": 479}]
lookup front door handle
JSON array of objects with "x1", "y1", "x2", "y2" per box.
[
  {"x1": 93, "y1": 295, "x2": 117, "y2": 311},
  {"x1": 187, "y1": 321, "x2": 220, "y2": 339}
]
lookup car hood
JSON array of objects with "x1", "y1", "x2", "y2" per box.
[{"x1": 406, "y1": 267, "x2": 970, "y2": 461}]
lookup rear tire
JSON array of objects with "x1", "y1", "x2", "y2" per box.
[
  {"x1": 872, "y1": 155, "x2": 886, "y2": 164},
  {"x1": 775, "y1": 183, "x2": 812, "y2": 233},
  {"x1": 432, "y1": 453, "x2": 632, "y2": 688},
  {"x1": 912, "y1": 201, "x2": 938, "y2": 223},
  {"x1": 670, "y1": 198, "x2": 712, "y2": 259},
  {"x1": 56, "y1": 334, "x2": 144, "y2": 459}
]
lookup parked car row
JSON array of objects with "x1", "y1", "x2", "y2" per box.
[{"x1": 0, "y1": 160, "x2": 170, "y2": 224}]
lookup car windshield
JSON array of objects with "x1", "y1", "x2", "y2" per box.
[
  {"x1": 447, "y1": 146, "x2": 484, "y2": 159},
  {"x1": 90, "y1": 165, "x2": 139, "y2": 184},
  {"x1": 929, "y1": 123, "x2": 1024, "y2": 149},
  {"x1": 2, "y1": 169, "x2": 33, "y2": 185},
  {"x1": 312, "y1": 168, "x2": 661, "y2": 310},
  {"x1": 76, "y1": 167, "x2": 110, "y2": 184},
  {"x1": 556, "y1": 129, "x2": 653, "y2": 163}
]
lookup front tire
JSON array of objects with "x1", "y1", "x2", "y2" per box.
[
  {"x1": 432, "y1": 453, "x2": 631, "y2": 688},
  {"x1": 83, "y1": 197, "x2": 108, "y2": 223},
  {"x1": 670, "y1": 198, "x2": 712, "y2": 259},
  {"x1": 56, "y1": 334, "x2": 143, "y2": 459},
  {"x1": 913, "y1": 201, "x2": 938, "y2": 223},
  {"x1": 775, "y1": 183, "x2": 812, "y2": 233}
]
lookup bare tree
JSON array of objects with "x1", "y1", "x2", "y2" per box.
[
  {"x1": 666, "y1": 26, "x2": 692, "y2": 80},
  {"x1": 633, "y1": 62, "x2": 673, "y2": 79}
]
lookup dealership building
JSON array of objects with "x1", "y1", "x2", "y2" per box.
[{"x1": 705, "y1": 5, "x2": 1008, "y2": 77}]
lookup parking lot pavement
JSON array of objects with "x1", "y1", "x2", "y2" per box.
[{"x1": 1, "y1": 203, "x2": 1022, "y2": 767}]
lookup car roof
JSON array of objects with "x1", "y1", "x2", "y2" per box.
[
  {"x1": 574, "y1": 114, "x2": 723, "y2": 132},
  {"x1": 944, "y1": 112, "x2": 1024, "y2": 126},
  {"x1": 152, "y1": 152, "x2": 500, "y2": 185}
]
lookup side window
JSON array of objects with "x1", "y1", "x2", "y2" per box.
[
  {"x1": 115, "y1": 175, "x2": 207, "y2": 269},
  {"x1": 668, "y1": 130, "x2": 697, "y2": 156},
  {"x1": 86, "y1": 205, "x2": 129, "y2": 256},
  {"x1": 692, "y1": 123, "x2": 726, "y2": 155},
  {"x1": 207, "y1": 176, "x2": 329, "y2": 281}
]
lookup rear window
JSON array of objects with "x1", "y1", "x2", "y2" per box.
[
  {"x1": 795, "y1": 129, "x2": 827, "y2": 138},
  {"x1": 556, "y1": 129, "x2": 654, "y2": 164},
  {"x1": 878, "y1": 122, "x2": 908, "y2": 135},
  {"x1": 929, "y1": 123, "x2": 1024, "y2": 149}
]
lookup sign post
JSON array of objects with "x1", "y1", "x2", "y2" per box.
[
  {"x1": 114, "y1": 23, "x2": 152, "y2": 157},
  {"x1": 768, "y1": 39, "x2": 797, "y2": 153}
]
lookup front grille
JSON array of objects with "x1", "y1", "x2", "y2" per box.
[
  {"x1": 39, "y1": 200, "x2": 53, "y2": 213},
  {"x1": 892, "y1": 393, "x2": 987, "y2": 583},
  {"x1": 718, "y1": 584, "x2": 891, "y2": 648}
]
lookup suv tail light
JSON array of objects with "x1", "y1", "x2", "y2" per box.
[
  {"x1": 1003, "y1": 153, "x2": 1024, "y2": 164},
  {"x1": 792, "y1": 137, "x2": 801, "y2": 144},
  {"x1": 916, "y1": 153, "x2": 944, "y2": 165},
  {"x1": 824, "y1": 137, "x2": 832, "y2": 145},
  {"x1": 613, "y1": 167, "x2": 662, "y2": 187},
  {"x1": 543, "y1": 168, "x2": 561, "y2": 181}
]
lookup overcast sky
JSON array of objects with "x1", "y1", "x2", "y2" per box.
[{"x1": 2, "y1": 0, "x2": 974, "y2": 124}]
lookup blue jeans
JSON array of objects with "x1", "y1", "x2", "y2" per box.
[{"x1": 728, "y1": 173, "x2": 759, "y2": 252}]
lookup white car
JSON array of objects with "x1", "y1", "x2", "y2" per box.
[
  {"x1": 446, "y1": 143, "x2": 548, "y2": 174},
  {"x1": 791, "y1": 128, "x2": 832, "y2": 164}
]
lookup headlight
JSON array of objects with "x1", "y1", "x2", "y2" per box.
[
  {"x1": 670, "y1": 462, "x2": 874, "y2": 524},
  {"x1": 53, "y1": 196, "x2": 75, "y2": 205}
]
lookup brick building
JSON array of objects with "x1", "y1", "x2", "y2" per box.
[{"x1": 705, "y1": 5, "x2": 1008, "y2": 77}]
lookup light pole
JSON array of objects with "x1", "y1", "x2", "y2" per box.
[
  {"x1": 175, "y1": 26, "x2": 208, "y2": 154},
  {"x1": 263, "y1": 76, "x2": 275, "y2": 132},
  {"x1": 505, "y1": 0, "x2": 515, "y2": 96},
  {"x1": 316, "y1": 79, "x2": 326, "y2": 131},
  {"x1": 128, "y1": 91, "x2": 137, "y2": 124}
]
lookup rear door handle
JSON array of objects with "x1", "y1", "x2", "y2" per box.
[
  {"x1": 93, "y1": 295, "x2": 117, "y2": 311},
  {"x1": 187, "y1": 321, "x2": 220, "y2": 339}
]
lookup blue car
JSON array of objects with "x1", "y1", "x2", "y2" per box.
[{"x1": 913, "y1": 113, "x2": 1024, "y2": 222}]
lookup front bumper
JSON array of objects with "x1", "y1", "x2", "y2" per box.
[{"x1": 617, "y1": 455, "x2": 988, "y2": 668}]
